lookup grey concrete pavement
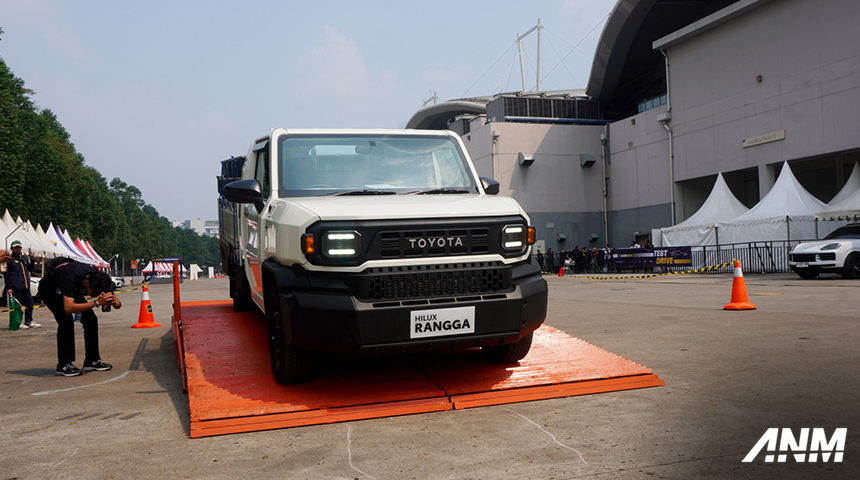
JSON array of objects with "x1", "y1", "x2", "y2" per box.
[{"x1": 1, "y1": 273, "x2": 857, "y2": 479}]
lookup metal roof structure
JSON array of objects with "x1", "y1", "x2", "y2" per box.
[
  {"x1": 405, "y1": 90, "x2": 586, "y2": 130},
  {"x1": 586, "y1": 0, "x2": 741, "y2": 119}
]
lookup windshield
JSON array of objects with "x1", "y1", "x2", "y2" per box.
[
  {"x1": 824, "y1": 224, "x2": 860, "y2": 240},
  {"x1": 277, "y1": 134, "x2": 477, "y2": 197}
]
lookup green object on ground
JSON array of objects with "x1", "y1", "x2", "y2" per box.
[{"x1": 8, "y1": 296, "x2": 23, "y2": 331}]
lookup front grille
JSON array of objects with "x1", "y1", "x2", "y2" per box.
[
  {"x1": 381, "y1": 228, "x2": 489, "y2": 258},
  {"x1": 351, "y1": 263, "x2": 511, "y2": 301},
  {"x1": 303, "y1": 215, "x2": 527, "y2": 266},
  {"x1": 791, "y1": 253, "x2": 836, "y2": 262}
]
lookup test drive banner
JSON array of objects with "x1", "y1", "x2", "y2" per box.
[{"x1": 612, "y1": 247, "x2": 692, "y2": 269}]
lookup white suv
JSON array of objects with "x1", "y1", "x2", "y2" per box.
[{"x1": 789, "y1": 223, "x2": 860, "y2": 279}]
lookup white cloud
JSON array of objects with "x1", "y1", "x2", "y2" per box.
[
  {"x1": 422, "y1": 66, "x2": 473, "y2": 93},
  {"x1": 46, "y1": 24, "x2": 94, "y2": 63},
  {"x1": 298, "y1": 25, "x2": 372, "y2": 100},
  {"x1": 561, "y1": 0, "x2": 613, "y2": 28}
]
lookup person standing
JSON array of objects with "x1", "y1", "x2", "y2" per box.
[
  {"x1": 38, "y1": 258, "x2": 122, "y2": 376},
  {"x1": 603, "y1": 244, "x2": 612, "y2": 272},
  {"x1": 4, "y1": 240, "x2": 40, "y2": 329},
  {"x1": 536, "y1": 249, "x2": 545, "y2": 272},
  {"x1": 546, "y1": 248, "x2": 555, "y2": 273}
]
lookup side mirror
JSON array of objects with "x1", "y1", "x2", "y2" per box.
[
  {"x1": 479, "y1": 177, "x2": 500, "y2": 195},
  {"x1": 223, "y1": 179, "x2": 265, "y2": 213}
]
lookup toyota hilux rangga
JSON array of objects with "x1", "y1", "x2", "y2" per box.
[{"x1": 218, "y1": 129, "x2": 548, "y2": 384}]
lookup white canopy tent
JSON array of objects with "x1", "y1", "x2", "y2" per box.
[
  {"x1": 2, "y1": 211, "x2": 56, "y2": 257},
  {"x1": 22, "y1": 218, "x2": 62, "y2": 258},
  {"x1": 816, "y1": 183, "x2": 860, "y2": 222},
  {"x1": 46, "y1": 223, "x2": 83, "y2": 261},
  {"x1": 717, "y1": 162, "x2": 830, "y2": 244},
  {"x1": 661, "y1": 172, "x2": 749, "y2": 246},
  {"x1": 75, "y1": 238, "x2": 109, "y2": 268},
  {"x1": 47, "y1": 223, "x2": 96, "y2": 265},
  {"x1": 828, "y1": 162, "x2": 860, "y2": 206},
  {"x1": 0, "y1": 214, "x2": 12, "y2": 249},
  {"x1": 62, "y1": 229, "x2": 98, "y2": 265},
  {"x1": 36, "y1": 224, "x2": 67, "y2": 258},
  {"x1": 1, "y1": 212, "x2": 110, "y2": 269},
  {"x1": 84, "y1": 240, "x2": 111, "y2": 266},
  {"x1": 142, "y1": 261, "x2": 188, "y2": 275}
]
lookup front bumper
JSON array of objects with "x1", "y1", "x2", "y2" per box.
[
  {"x1": 271, "y1": 260, "x2": 548, "y2": 356},
  {"x1": 789, "y1": 252, "x2": 839, "y2": 272}
]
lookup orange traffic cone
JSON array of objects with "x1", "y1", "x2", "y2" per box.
[
  {"x1": 132, "y1": 285, "x2": 162, "y2": 328},
  {"x1": 558, "y1": 267, "x2": 564, "y2": 277},
  {"x1": 724, "y1": 260, "x2": 756, "y2": 310}
]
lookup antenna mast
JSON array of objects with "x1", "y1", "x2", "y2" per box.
[{"x1": 516, "y1": 19, "x2": 542, "y2": 92}]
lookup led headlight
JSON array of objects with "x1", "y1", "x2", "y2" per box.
[
  {"x1": 322, "y1": 231, "x2": 362, "y2": 257},
  {"x1": 821, "y1": 243, "x2": 841, "y2": 250},
  {"x1": 502, "y1": 224, "x2": 529, "y2": 252}
]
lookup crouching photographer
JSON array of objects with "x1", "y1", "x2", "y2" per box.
[{"x1": 38, "y1": 258, "x2": 123, "y2": 377}]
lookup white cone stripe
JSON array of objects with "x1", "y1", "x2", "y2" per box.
[
  {"x1": 141, "y1": 290, "x2": 150, "y2": 301},
  {"x1": 734, "y1": 267, "x2": 743, "y2": 278}
]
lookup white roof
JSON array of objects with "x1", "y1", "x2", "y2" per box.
[
  {"x1": 660, "y1": 173, "x2": 750, "y2": 246},
  {"x1": 816, "y1": 183, "x2": 860, "y2": 221},
  {"x1": 721, "y1": 162, "x2": 827, "y2": 224},
  {"x1": 828, "y1": 162, "x2": 860, "y2": 205},
  {"x1": 671, "y1": 172, "x2": 748, "y2": 228},
  {"x1": 717, "y1": 162, "x2": 829, "y2": 243}
]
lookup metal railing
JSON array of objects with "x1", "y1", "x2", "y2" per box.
[
  {"x1": 690, "y1": 241, "x2": 809, "y2": 274},
  {"x1": 535, "y1": 240, "x2": 811, "y2": 275}
]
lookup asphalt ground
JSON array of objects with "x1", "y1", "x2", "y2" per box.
[{"x1": 1, "y1": 272, "x2": 857, "y2": 479}]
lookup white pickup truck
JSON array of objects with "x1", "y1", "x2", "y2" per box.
[{"x1": 218, "y1": 129, "x2": 547, "y2": 384}]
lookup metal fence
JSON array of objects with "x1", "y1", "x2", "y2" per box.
[
  {"x1": 535, "y1": 240, "x2": 811, "y2": 275},
  {"x1": 689, "y1": 241, "x2": 809, "y2": 274}
]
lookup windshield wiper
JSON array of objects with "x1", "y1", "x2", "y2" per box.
[
  {"x1": 408, "y1": 188, "x2": 471, "y2": 195},
  {"x1": 328, "y1": 189, "x2": 397, "y2": 196}
]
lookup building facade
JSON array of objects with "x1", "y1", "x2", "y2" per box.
[
  {"x1": 407, "y1": 0, "x2": 860, "y2": 251},
  {"x1": 173, "y1": 219, "x2": 219, "y2": 237}
]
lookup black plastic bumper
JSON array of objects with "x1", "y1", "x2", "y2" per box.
[{"x1": 267, "y1": 259, "x2": 548, "y2": 356}]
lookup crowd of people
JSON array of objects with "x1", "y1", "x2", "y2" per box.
[
  {"x1": 535, "y1": 240, "x2": 655, "y2": 274},
  {"x1": 535, "y1": 245, "x2": 614, "y2": 274}
]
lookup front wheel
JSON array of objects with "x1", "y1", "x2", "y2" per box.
[
  {"x1": 842, "y1": 252, "x2": 860, "y2": 279},
  {"x1": 267, "y1": 284, "x2": 313, "y2": 384},
  {"x1": 231, "y1": 268, "x2": 255, "y2": 312},
  {"x1": 795, "y1": 270, "x2": 819, "y2": 280},
  {"x1": 482, "y1": 332, "x2": 534, "y2": 363}
]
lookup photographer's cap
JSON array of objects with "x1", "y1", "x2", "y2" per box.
[{"x1": 10, "y1": 240, "x2": 22, "y2": 247}]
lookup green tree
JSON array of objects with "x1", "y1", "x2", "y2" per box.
[{"x1": 1, "y1": 34, "x2": 218, "y2": 271}]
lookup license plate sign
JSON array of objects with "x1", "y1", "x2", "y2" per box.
[
  {"x1": 796, "y1": 262, "x2": 808, "y2": 268},
  {"x1": 410, "y1": 306, "x2": 475, "y2": 339}
]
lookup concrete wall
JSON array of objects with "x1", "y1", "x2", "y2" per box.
[
  {"x1": 665, "y1": 0, "x2": 860, "y2": 196},
  {"x1": 461, "y1": 118, "x2": 607, "y2": 249},
  {"x1": 606, "y1": 105, "x2": 675, "y2": 245},
  {"x1": 599, "y1": 0, "x2": 860, "y2": 242}
]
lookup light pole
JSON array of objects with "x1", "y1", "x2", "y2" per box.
[
  {"x1": 108, "y1": 254, "x2": 119, "y2": 276},
  {"x1": 5, "y1": 222, "x2": 29, "y2": 250}
]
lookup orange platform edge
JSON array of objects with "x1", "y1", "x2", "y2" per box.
[{"x1": 173, "y1": 300, "x2": 664, "y2": 438}]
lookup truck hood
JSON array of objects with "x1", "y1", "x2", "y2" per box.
[{"x1": 289, "y1": 194, "x2": 526, "y2": 221}]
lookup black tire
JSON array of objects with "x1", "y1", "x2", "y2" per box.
[
  {"x1": 482, "y1": 332, "x2": 534, "y2": 363},
  {"x1": 267, "y1": 284, "x2": 313, "y2": 384},
  {"x1": 842, "y1": 252, "x2": 860, "y2": 279},
  {"x1": 795, "y1": 270, "x2": 819, "y2": 280},
  {"x1": 231, "y1": 268, "x2": 255, "y2": 312}
]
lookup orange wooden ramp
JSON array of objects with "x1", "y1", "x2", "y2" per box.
[{"x1": 175, "y1": 301, "x2": 663, "y2": 438}]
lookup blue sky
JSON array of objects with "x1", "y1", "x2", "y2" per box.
[{"x1": 1, "y1": 0, "x2": 616, "y2": 222}]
